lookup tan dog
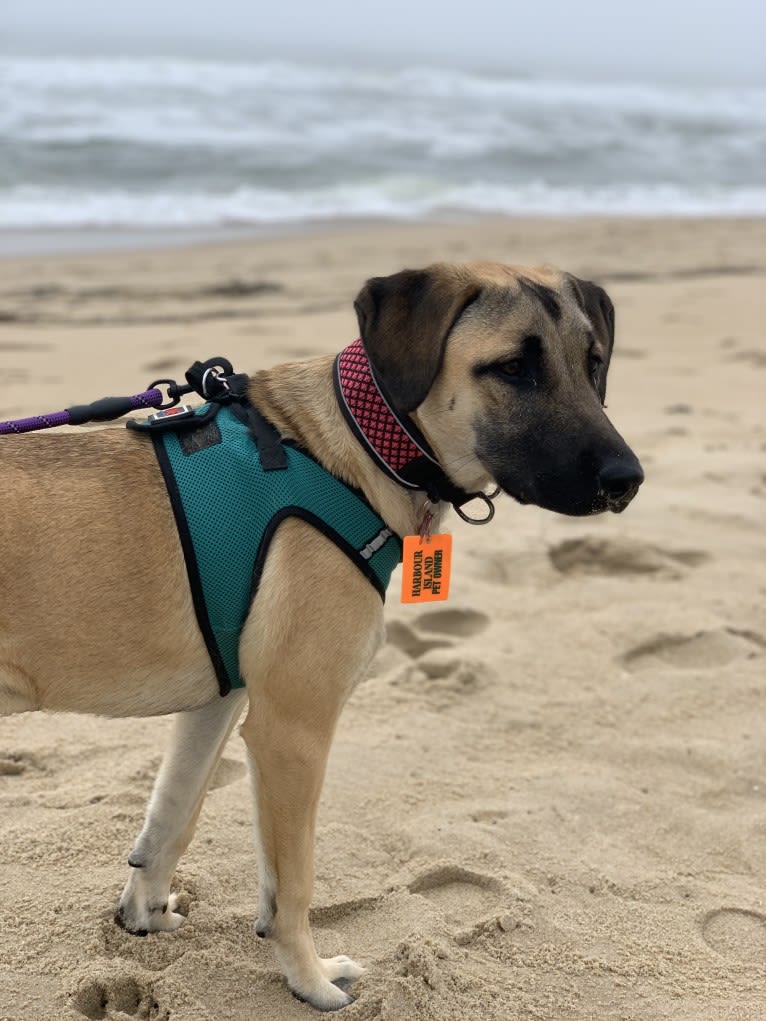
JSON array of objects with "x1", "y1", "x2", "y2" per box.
[{"x1": 0, "y1": 263, "x2": 643, "y2": 1011}]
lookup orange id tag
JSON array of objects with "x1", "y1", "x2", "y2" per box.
[{"x1": 400, "y1": 533, "x2": 453, "y2": 603}]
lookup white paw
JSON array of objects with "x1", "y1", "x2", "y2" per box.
[
  {"x1": 290, "y1": 976, "x2": 354, "y2": 1012},
  {"x1": 153, "y1": 893, "x2": 186, "y2": 932},
  {"x1": 321, "y1": 955, "x2": 365, "y2": 983},
  {"x1": 116, "y1": 892, "x2": 186, "y2": 934}
]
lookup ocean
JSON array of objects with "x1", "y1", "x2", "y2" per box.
[{"x1": 2, "y1": 54, "x2": 765, "y2": 236}]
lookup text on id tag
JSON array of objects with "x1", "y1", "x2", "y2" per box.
[{"x1": 400, "y1": 533, "x2": 453, "y2": 604}]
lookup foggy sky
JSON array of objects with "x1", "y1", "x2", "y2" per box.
[{"x1": 2, "y1": 0, "x2": 764, "y2": 86}]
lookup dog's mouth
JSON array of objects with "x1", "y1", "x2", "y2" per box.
[
  {"x1": 497, "y1": 476, "x2": 642, "y2": 517},
  {"x1": 480, "y1": 441, "x2": 644, "y2": 518}
]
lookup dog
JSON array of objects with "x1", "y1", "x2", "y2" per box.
[{"x1": 0, "y1": 262, "x2": 643, "y2": 1011}]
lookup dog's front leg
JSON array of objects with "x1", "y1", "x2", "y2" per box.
[
  {"x1": 239, "y1": 522, "x2": 383, "y2": 1010},
  {"x1": 241, "y1": 702, "x2": 365, "y2": 1010},
  {"x1": 117, "y1": 689, "x2": 248, "y2": 933}
]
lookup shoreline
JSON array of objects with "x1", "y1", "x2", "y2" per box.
[
  {"x1": 0, "y1": 220, "x2": 351, "y2": 259},
  {"x1": 2, "y1": 212, "x2": 766, "y2": 260}
]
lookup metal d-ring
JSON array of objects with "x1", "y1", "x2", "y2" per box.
[
  {"x1": 201, "y1": 366, "x2": 230, "y2": 399},
  {"x1": 454, "y1": 489, "x2": 498, "y2": 525}
]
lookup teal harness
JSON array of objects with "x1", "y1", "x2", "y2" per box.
[{"x1": 131, "y1": 401, "x2": 401, "y2": 695}]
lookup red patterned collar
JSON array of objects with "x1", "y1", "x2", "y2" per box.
[
  {"x1": 333, "y1": 339, "x2": 475, "y2": 510},
  {"x1": 334, "y1": 338, "x2": 437, "y2": 489}
]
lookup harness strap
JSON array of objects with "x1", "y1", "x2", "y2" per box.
[{"x1": 230, "y1": 402, "x2": 288, "y2": 471}]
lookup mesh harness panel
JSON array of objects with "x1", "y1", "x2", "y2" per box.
[{"x1": 138, "y1": 402, "x2": 401, "y2": 695}]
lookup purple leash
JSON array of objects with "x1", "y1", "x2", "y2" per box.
[
  {"x1": 0, "y1": 387, "x2": 167, "y2": 435},
  {"x1": 0, "y1": 358, "x2": 238, "y2": 436}
]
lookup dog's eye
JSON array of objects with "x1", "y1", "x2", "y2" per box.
[
  {"x1": 589, "y1": 352, "x2": 607, "y2": 405},
  {"x1": 496, "y1": 358, "x2": 524, "y2": 378},
  {"x1": 589, "y1": 353, "x2": 603, "y2": 385}
]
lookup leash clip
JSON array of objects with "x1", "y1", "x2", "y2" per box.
[{"x1": 147, "y1": 378, "x2": 185, "y2": 410}]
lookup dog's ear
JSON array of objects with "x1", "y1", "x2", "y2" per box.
[
  {"x1": 567, "y1": 275, "x2": 615, "y2": 404},
  {"x1": 354, "y1": 267, "x2": 481, "y2": 412}
]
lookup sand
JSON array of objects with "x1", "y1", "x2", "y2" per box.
[{"x1": 0, "y1": 217, "x2": 764, "y2": 1021}]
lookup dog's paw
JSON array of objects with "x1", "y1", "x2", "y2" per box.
[
  {"x1": 289, "y1": 975, "x2": 355, "y2": 1012},
  {"x1": 282, "y1": 951, "x2": 363, "y2": 1011},
  {"x1": 115, "y1": 893, "x2": 186, "y2": 935},
  {"x1": 321, "y1": 955, "x2": 365, "y2": 983}
]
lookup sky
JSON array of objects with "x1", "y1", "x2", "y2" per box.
[{"x1": 1, "y1": 0, "x2": 764, "y2": 86}]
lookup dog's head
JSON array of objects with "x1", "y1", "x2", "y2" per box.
[{"x1": 354, "y1": 262, "x2": 643, "y2": 516}]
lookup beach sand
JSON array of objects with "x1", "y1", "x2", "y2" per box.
[{"x1": 0, "y1": 217, "x2": 764, "y2": 1021}]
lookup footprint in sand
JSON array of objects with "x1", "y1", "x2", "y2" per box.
[
  {"x1": 408, "y1": 865, "x2": 505, "y2": 928},
  {"x1": 310, "y1": 867, "x2": 526, "y2": 972},
  {"x1": 0, "y1": 754, "x2": 28, "y2": 776},
  {"x1": 411, "y1": 651, "x2": 489, "y2": 706},
  {"x1": 0, "y1": 751, "x2": 42, "y2": 776},
  {"x1": 385, "y1": 620, "x2": 453, "y2": 659},
  {"x1": 622, "y1": 627, "x2": 764, "y2": 672},
  {"x1": 310, "y1": 893, "x2": 383, "y2": 928},
  {"x1": 548, "y1": 535, "x2": 709, "y2": 578},
  {"x1": 408, "y1": 865, "x2": 531, "y2": 947},
  {"x1": 387, "y1": 607, "x2": 490, "y2": 659},
  {"x1": 469, "y1": 807, "x2": 510, "y2": 825},
  {"x1": 733, "y1": 349, "x2": 766, "y2": 368},
  {"x1": 414, "y1": 607, "x2": 490, "y2": 639},
  {"x1": 71, "y1": 972, "x2": 168, "y2": 1021},
  {"x1": 384, "y1": 609, "x2": 492, "y2": 705},
  {"x1": 314, "y1": 866, "x2": 505, "y2": 931},
  {"x1": 701, "y1": 908, "x2": 766, "y2": 963}
]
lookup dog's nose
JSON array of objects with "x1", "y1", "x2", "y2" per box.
[{"x1": 597, "y1": 455, "x2": 644, "y2": 508}]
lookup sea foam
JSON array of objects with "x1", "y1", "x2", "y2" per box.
[{"x1": 2, "y1": 56, "x2": 764, "y2": 228}]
